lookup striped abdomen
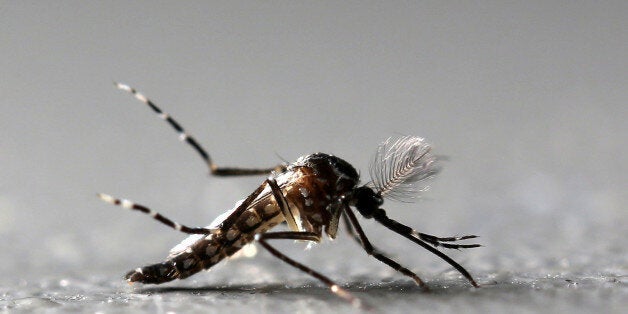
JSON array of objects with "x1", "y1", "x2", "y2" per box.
[{"x1": 125, "y1": 196, "x2": 284, "y2": 284}]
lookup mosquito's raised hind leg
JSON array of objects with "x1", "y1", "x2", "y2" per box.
[
  {"x1": 256, "y1": 231, "x2": 367, "y2": 309},
  {"x1": 97, "y1": 193, "x2": 217, "y2": 234},
  {"x1": 99, "y1": 175, "x2": 276, "y2": 234},
  {"x1": 114, "y1": 82, "x2": 286, "y2": 176}
]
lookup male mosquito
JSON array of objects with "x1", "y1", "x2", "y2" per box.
[{"x1": 99, "y1": 83, "x2": 481, "y2": 308}]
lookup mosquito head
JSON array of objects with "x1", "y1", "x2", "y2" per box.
[{"x1": 352, "y1": 186, "x2": 383, "y2": 218}]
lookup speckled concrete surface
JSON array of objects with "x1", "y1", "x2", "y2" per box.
[{"x1": 1, "y1": 264, "x2": 625, "y2": 313}]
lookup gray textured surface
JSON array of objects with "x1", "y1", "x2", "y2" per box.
[{"x1": 1, "y1": 2, "x2": 626, "y2": 313}]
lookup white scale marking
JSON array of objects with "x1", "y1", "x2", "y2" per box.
[
  {"x1": 121, "y1": 199, "x2": 134, "y2": 209},
  {"x1": 135, "y1": 93, "x2": 148, "y2": 103},
  {"x1": 97, "y1": 193, "x2": 115, "y2": 204},
  {"x1": 116, "y1": 83, "x2": 131, "y2": 92},
  {"x1": 241, "y1": 243, "x2": 258, "y2": 257}
]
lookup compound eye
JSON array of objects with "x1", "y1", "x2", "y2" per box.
[{"x1": 353, "y1": 186, "x2": 381, "y2": 218}]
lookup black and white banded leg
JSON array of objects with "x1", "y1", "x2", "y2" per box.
[
  {"x1": 98, "y1": 174, "x2": 290, "y2": 234},
  {"x1": 98, "y1": 174, "x2": 278, "y2": 235},
  {"x1": 114, "y1": 82, "x2": 286, "y2": 176},
  {"x1": 342, "y1": 207, "x2": 429, "y2": 289},
  {"x1": 255, "y1": 232, "x2": 366, "y2": 309},
  {"x1": 416, "y1": 232, "x2": 481, "y2": 249},
  {"x1": 97, "y1": 193, "x2": 217, "y2": 235},
  {"x1": 371, "y1": 208, "x2": 480, "y2": 287}
]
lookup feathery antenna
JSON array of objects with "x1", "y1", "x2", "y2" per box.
[{"x1": 369, "y1": 135, "x2": 440, "y2": 202}]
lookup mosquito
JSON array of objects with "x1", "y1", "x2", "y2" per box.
[{"x1": 99, "y1": 83, "x2": 481, "y2": 308}]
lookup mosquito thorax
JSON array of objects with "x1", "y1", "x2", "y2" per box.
[
  {"x1": 352, "y1": 186, "x2": 383, "y2": 218},
  {"x1": 292, "y1": 153, "x2": 360, "y2": 189}
]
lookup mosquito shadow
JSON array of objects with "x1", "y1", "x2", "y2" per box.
[{"x1": 134, "y1": 278, "x2": 490, "y2": 297}]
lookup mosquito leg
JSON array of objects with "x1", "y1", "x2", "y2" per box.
[
  {"x1": 216, "y1": 178, "x2": 271, "y2": 230},
  {"x1": 341, "y1": 208, "x2": 363, "y2": 246},
  {"x1": 256, "y1": 232, "x2": 366, "y2": 309},
  {"x1": 97, "y1": 193, "x2": 216, "y2": 234},
  {"x1": 258, "y1": 183, "x2": 365, "y2": 308},
  {"x1": 418, "y1": 234, "x2": 478, "y2": 242},
  {"x1": 114, "y1": 82, "x2": 286, "y2": 176},
  {"x1": 187, "y1": 176, "x2": 292, "y2": 232},
  {"x1": 101, "y1": 176, "x2": 275, "y2": 235},
  {"x1": 266, "y1": 177, "x2": 300, "y2": 232},
  {"x1": 417, "y1": 232, "x2": 481, "y2": 249},
  {"x1": 342, "y1": 207, "x2": 428, "y2": 289},
  {"x1": 372, "y1": 209, "x2": 479, "y2": 287}
]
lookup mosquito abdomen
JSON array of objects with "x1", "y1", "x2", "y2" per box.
[
  {"x1": 126, "y1": 199, "x2": 285, "y2": 284},
  {"x1": 125, "y1": 261, "x2": 177, "y2": 284},
  {"x1": 125, "y1": 244, "x2": 213, "y2": 283}
]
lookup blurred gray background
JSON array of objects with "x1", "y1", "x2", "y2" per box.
[{"x1": 1, "y1": 1, "x2": 625, "y2": 313}]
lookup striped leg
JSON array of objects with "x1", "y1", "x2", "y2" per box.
[
  {"x1": 114, "y1": 82, "x2": 286, "y2": 176},
  {"x1": 267, "y1": 177, "x2": 300, "y2": 232},
  {"x1": 416, "y1": 232, "x2": 481, "y2": 249},
  {"x1": 342, "y1": 207, "x2": 428, "y2": 289},
  {"x1": 372, "y1": 209, "x2": 480, "y2": 287},
  {"x1": 255, "y1": 232, "x2": 367, "y2": 309},
  {"x1": 97, "y1": 193, "x2": 217, "y2": 235},
  {"x1": 99, "y1": 176, "x2": 275, "y2": 235}
]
